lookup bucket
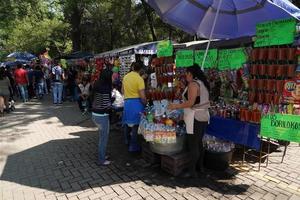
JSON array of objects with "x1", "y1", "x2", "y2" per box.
[
  {"x1": 204, "y1": 150, "x2": 233, "y2": 171},
  {"x1": 276, "y1": 80, "x2": 284, "y2": 93},
  {"x1": 266, "y1": 79, "x2": 275, "y2": 92},
  {"x1": 244, "y1": 109, "x2": 253, "y2": 122},
  {"x1": 248, "y1": 91, "x2": 256, "y2": 104},
  {"x1": 252, "y1": 111, "x2": 261, "y2": 123},
  {"x1": 273, "y1": 94, "x2": 281, "y2": 104},
  {"x1": 286, "y1": 48, "x2": 296, "y2": 61},
  {"x1": 249, "y1": 79, "x2": 257, "y2": 90},
  {"x1": 267, "y1": 48, "x2": 277, "y2": 61},
  {"x1": 257, "y1": 79, "x2": 265, "y2": 90},
  {"x1": 266, "y1": 65, "x2": 276, "y2": 78},
  {"x1": 250, "y1": 65, "x2": 258, "y2": 76},
  {"x1": 258, "y1": 48, "x2": 268, "y2": 60},
  {"x1": 264, "y1": 93, "x2": 273, "y2": 104},
  {"x1": 278, "y1": 48, "x2": 287, "y2": 60},
  {"x1": 276, "y1": 65, "x2": 286, "y2": 78},
  {"x1": 257, "y1": 92, "x2": 264, "y2": 104},
  {"x1": 258, "y1": 65, "x2": 266, "y2": 76},
  {"x1": 251, "y1": 49, "x2": 259, "y2": 61},
  {"x1": 286, "y1": 65, "x2": 296, "y2": 78}
]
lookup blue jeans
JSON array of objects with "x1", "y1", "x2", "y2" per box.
[
  {"x1": 36, "y1": 82, "x2": 44, "y2": 98},
  {"x1": 70, "y1": 83, "x2": 78, "y2": 101},
  {"x1": 52, "y1": 82, "x2": 63, "y2": 104},
  {"x1": 43, "y1": 80, "x2": 48, "y2": 94},
  {"x1": 124, "y1": 124, "x2": 140, "y2": 152},
  {"x1": 18, "y1": 84, "x2": 28, "y2": 102},
  {"x1": 73, "y1": 86, "x2": 79, "y2": 101},
  {"x1": 92, "y1": 113, "x2": 110, "y2": 163}
]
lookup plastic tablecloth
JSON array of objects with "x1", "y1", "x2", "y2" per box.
[{"x1": 206, "y1": 116, "x2": 261, "y2": 150}]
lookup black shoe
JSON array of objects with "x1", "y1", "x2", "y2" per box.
[
  {"x1": 198, "y1": 168, "x2": 205, "y2": 174},
  {"x1": 180, "y1": 172, "x2": 198, "y2": 179}
]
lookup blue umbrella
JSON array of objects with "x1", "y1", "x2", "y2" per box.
[
  {"x1": 7, "y1": 52, "x2": 36, "y2": 61},
  {"x1": 145, "y1": 0, "x2": 300, "y2": 39},
  {"x1": 147, "y1": 0, "x2": 300, "y2": 68},
  {"x1": 1, "y1": 60, "x2": 29, "y2": 68}
]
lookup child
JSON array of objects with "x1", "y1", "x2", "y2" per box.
[
  {"x1": 77, "y1": 77, "x2": 92, "y2": 113},
  {"x1": 111, "y1": 83, "x2": 124, "y2": 123}
]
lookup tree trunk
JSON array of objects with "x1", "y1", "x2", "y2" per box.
[
  {"x1": 70, "y1": 6, "x2": 82, "y2": 52},
  {"x1": 124, "y1": 0, "x2": 138, "y2": 41},
  {"x1": 141, "y1": 0, "x2": 157, "y2": 41}
]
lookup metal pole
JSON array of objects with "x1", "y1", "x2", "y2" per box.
[{"x1": 201, "y1": 0, "x2": 223, "y2": 70}]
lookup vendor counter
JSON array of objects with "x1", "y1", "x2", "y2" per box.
[{"x1": 206, "y1": 116, "x2": 261, "y2": 150}]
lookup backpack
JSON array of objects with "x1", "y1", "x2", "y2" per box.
[{"x1": 52, "y1": 66, "x2": 63, "y2": 82}]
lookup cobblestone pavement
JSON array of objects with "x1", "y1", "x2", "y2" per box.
[{"x1": 1, "y1": 97, "x2": 300, "y2": 200}]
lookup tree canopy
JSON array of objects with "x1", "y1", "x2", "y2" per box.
[{"x1": 0, "y1": 0, "x2": 192, "y2": 59}]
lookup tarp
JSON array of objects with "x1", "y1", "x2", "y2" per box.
[
  {"x1": 59, "y1": 51, "x2": 94, "y2": 60},
  {"x1": 96, "y1": 41, "x2": 163, "y2": 58},
  {"x1": 206, "y1": 116, "x2": 261, "y2": 150}
]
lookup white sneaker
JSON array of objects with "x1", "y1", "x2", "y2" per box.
[{"x1": 101, "y1": 160, "x2": 111, "y2": 166}]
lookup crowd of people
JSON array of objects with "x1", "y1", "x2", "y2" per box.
[
  {"x1": 89, "y1": 60, "x2": 210, "y2": 177},
  {"x1": 0, "y1": 61, "x2": 97, "y2": 114},
  {"x1": 0, "y1": 60, "x2": 210, "y2": 178}
]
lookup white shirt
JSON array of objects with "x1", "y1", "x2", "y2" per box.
[
  {"x1": 112, "y1": 88, "x2": 124, "y2": 108},
  {"x1": 78, "y1": 83, "x2": 91, "y2": 96}
]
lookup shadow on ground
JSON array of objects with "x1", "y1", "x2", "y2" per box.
[
  {"x1": 0, "y1": 126, "x2": 249, "y2": 195},
  {"x1": 0, "y1": 99, "x2": 91, "y2": 144}
]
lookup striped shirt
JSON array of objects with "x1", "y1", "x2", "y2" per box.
[{"x1": 92, "y1": 83, "x2": 112, "y2": 114}]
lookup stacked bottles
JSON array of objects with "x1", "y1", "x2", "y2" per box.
[{"x1": 203, "y1": 135, "x2": 235, "y2": 153}]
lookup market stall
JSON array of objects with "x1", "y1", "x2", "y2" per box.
[
  {"x1": 138, "y1": 18, "x2": 300, "y2": 175},
  {"x1": 93, "y1": 41, "x2": 161, "y2": 82}
]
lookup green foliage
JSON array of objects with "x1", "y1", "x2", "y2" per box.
[
  {"x1": 5, "y1": 18, "x2": 71, "y2": 57},
  {"x1": 0, "y1": 0, "x2": 192, "y2": 59},
  {"x1": 0, "y1": 0, "x2": 71, "y2": 59},
  {"x1": 67, "y1": 0, "x2": 192, "y2": 53}
]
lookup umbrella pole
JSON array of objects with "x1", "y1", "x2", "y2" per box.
[{"x1": 201, "y1": 0, "x2": 223, "y2": 70}]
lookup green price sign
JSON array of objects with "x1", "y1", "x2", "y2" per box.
[
  {"x1": 157, "y1": 40, "x2": 173, "y2": 57},
  {"x1": 260, "y1": 114, "x2": 300, "y2": 143},
  {"x1": 254, "y1": 18, "x2": 296, "y2": 47},
  {"x1": 194, "y1": 49, "x2": 218, "y2": 69},
  {"x1": 176, "y1": 50, "x2": 194, "y2": 67},
  {"x1": 218, "y1": 48, "x2": 247, "y2": 70}
]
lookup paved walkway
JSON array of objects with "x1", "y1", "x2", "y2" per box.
[{"x1": 1, "y1": 96, "x2": 300, "y2": 200}]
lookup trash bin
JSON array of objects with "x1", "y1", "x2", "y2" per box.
[{"x1": 204, "y1": 150, "x2": 233, "y2": 171}]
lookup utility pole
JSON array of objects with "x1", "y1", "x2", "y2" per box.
[{"x1": 108, "y1": 13, "x2": 114, "y2": 50}]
